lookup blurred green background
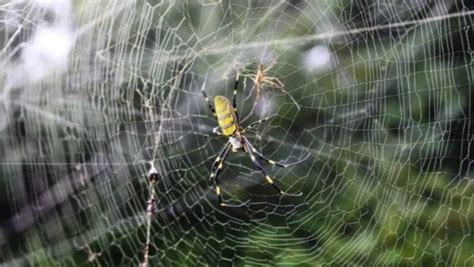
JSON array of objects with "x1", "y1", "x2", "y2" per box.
[{"x1": 0, "y1": 0, "x2": 473, "y2": 266}]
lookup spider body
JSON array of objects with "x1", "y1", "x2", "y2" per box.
[
  {"x1": 256, "y1": 64, "x2": 265, "y2": 84},
  {"x1": 214, "y1": 95, "x2": 238, "y2": 137},
  {"x1": 201, "y1": 74, "x2": 302, "y2": 207},
  {"x1": 214, "y1": 95, "x2": 246, "y2": 152}
]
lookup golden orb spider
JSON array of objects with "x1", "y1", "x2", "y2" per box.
[{"x1": 201, "y1": 73, "x2": 302, "y2": 207}]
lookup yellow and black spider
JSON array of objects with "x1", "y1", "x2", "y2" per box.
[{"x1": 201, "y1": 74, "x2": 302, "y2": 207}]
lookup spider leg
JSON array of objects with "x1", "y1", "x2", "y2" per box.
[
  {"x1": 209, "y1": 143, "x2": 230, "y2": 177},
  {"x1": 243, "y1": 140, "x2": 302, "y2": 197},
  {"x1": 201, "y1": 81, "x2": 216, "y2": 116},
  {"x1": 253, "y1": 82, "x2": 262, "y2": 109},
  {"x1": 232, "y1": 71, "x2": 240, "y2": 122},
  {"x1": 241, "y1": 114, "x2": 276, "y2": 133},
  {"x1": 263, "y1": 77, "x2": 300, "y2": 110},
  {"x1": 242, "y1": 137, "x2": 286, "y2": 168},
  {"x1": 263, "y1": 63, "x2": 275, "y2": 73},
  {"x1": 265, "y1": 77, "x2": 285, "y2": 89},
  {"x1": 209, "y1": 143, "x2": 249, "y2": 207}
]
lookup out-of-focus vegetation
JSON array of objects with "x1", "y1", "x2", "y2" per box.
[{"x1": 0, "y1": 1, "x2": 473, "y2": 266}]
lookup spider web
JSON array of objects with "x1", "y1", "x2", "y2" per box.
[{"x1": 1, "y1": 0, "x2": 473, "y2": 266}]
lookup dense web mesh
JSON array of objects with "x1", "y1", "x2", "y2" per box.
[{"x1": 1, "y1": 0, "x2": 474, "y2": 266}]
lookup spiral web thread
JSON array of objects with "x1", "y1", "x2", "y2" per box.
[{"x1": 0, "y1": 1, "x2": 473, "y2": 266}]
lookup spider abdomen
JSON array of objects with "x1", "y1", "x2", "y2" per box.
[{"x1": 214, "y1": 95, "x2": 237, "y2": 136}]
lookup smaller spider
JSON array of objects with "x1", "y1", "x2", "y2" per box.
[
  {"x1": 201, "y1": 75, "x2": 302, "y2": 207},
  {"x1": 243, "y1": 63, "x2": 300, "y2": 117}
]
